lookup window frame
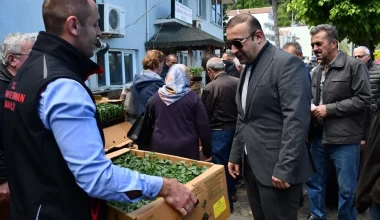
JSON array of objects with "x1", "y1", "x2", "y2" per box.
[
  {"x1": 211, "y1": 0, "x2": 222, "y2": 26},
  {"x1": 196, "y1": 0, "x2": 207, "y2": 19},
  {"x1": 176, "y1": 0, "x2": 188, "y2": 6},
  {"x1": 94, "y1": 49, "x2": 137, "y2": 89}
]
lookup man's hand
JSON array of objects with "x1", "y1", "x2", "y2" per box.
[
  {"x1": 0, "y1": 182, "x2": 10, "y2": 204},
  {"x1": 228, "y1": 162, "x2": 240, "y2": 179},
  {"x1": 360, "y1": 140, "x2": 366, "y2": 152},
  {"x1": 311, "y1": 105, "x2": 327, "y2": 120},
  {"x1": 271, "y1": 176, "x2": 290, "y2": 189},
  {"x1": 203, "y1": 156, "x2": 212, "y2": 162},
  {"x1": 158, "y1": 178, "x2": 197, "y2": 216}
]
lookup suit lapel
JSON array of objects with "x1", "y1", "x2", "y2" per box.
[{"x1": 244, "y1": 44, "x2": 276, "y2": 116}]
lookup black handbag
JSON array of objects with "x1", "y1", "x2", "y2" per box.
[{"x1": 127, "y1": 97, "x2": 155, "y2": 150}]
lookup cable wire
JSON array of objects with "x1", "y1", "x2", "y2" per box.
[{"x1": 119, "y1": 0, "x2": 169, "y2": 34}]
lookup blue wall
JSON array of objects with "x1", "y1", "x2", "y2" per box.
[{"x1": 0, "y1": 0, "x2": 224, "y2": 89}]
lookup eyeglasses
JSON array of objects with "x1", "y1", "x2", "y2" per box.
[
  {"x1": 12, "y1": 53, "x2": 29, "y2": 56},
  {"x1": 170, "y1": 62, "x2": 177, "y2": 64},
  {"x1": 225, "y1": 31, "x2": 256, "y2": 49},
  {"x1": 354, "y1": 54, "x2": 369, "y2": 59}
]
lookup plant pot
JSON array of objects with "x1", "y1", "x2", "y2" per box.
[
  {"x1": 101, "y1": 115, "x2": 125, "y2": 128},
  {"x1": 192, "y1": 76, "x2": 203, "y2": 82}
]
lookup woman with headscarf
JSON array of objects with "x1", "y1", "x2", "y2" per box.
[{"x1": 147, "y1": 64, "x2": 212, "y2": 161}]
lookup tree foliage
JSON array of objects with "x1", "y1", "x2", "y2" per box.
[
  {"x1": 236, "y1": 0, "x2": 270, "y2": 8},
  {"x1": 288, "y1": 0, "x2": 380, "y2": 49},
  {"x1": 235, "y1": 0, "x2": 293, "y2": 27},
  {"x1": 278, "y1": 0, "x2": 292, "y2": 26}
]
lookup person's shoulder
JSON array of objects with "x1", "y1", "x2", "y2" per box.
[
  {"x1": 345, "y1": 54, "x2": 361, "y2": 65},
  {"x1": 184, "y1": 91, "x2": 201, "y2": 102},
  {"x1": 226, "y1": 74, "x2": 240, "y2": 82},
  {"x1": 369, "y1": 63, "x2": 380, "y2": 72},
  {"x1": 274, "y1": 48, "x2": 302, "y2": 65}
]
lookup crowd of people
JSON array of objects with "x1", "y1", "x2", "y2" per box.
[{"x1": 1, "y1": 1, "x2": 380, "y2": 220}]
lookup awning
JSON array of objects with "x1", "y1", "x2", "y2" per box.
[{"x1": 145, "y1": 27, "x2": 226, "y2": 51}]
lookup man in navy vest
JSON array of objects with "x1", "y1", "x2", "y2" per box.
[{"x1": 2, "y1": 0, "x2": 197, "y2": 219}]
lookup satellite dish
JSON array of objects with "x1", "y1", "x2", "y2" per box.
[{"x1": 109, "y1": 9, "x2": 119, "y2": 30}]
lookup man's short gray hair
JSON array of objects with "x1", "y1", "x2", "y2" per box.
[
  {"x1": 310, "y1": 24, "x2": 338, "y2": 42},
  {"x1": 224, "y1": 49, "x2": 236, "y2": 59},
  {"x1": 0, "y1": 33, "x2": 38, "y2": 65},
  {"x1": 283, "y1": 42, "x2": 303, "y2": 55},
  {"x1": 354, "y1": 46, "x2": 370, "y2": 55},
  {"x1": 206, "y1": 58, "x2": 225, "y2": 71}
]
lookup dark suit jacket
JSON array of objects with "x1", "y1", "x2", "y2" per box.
[{"x1": 229, "y1": 43, "x2": 314, "y2": 186}]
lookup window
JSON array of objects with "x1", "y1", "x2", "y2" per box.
[
  {"x1": 197, "y1": 0, "x2": 206, "y2": 18},
  {"x1": 95, "y1": 50, "x2": 136, "y2": 88},
  {"x1": 96, "y1": 53, "x2": 106, "y2": 87},
  {"x1": 124, "y1": 53, "x2": 133, "y2": 83},
  {"x1": 109, "y1": 52, "x2": 123, "y2": 85},
  {"x1": 176, "y1": 0, "x2": 188, "y2": 6},
  {"x1": 178, "y1": 53, "x2": 188, "y2": 66},
  {"x1": 211, "y1": 0, "x2": 222, "y2": 26},
  {"x1": 264, "y1": 24, "x2": 274, "y2": 31},
  {"x1": 267, "y1": 36, "x2": 275, "y2": 42}
]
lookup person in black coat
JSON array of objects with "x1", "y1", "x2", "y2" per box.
[
  {"x1": 0, "y1": 32, "x2": 36, "y2": 205},
  {"x1": 160, "y1": 54, "x2": 177, "y2": 80},
  {"x1": 222, "y1": 49, "x2": 242, "y2": 78}
]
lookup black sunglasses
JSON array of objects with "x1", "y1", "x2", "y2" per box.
[
  {"x1": 354, "y1": 54, "x2": 369, "y2": 59},
  {"x1": 225, "y1": 31, "x2": 256, "y2": 49}
]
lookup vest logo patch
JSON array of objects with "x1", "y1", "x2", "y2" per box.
[{"x1": 4, "y1": 89, "x2": 26, "y2": 111}]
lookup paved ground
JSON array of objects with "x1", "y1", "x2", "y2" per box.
[{"x1": 228, "y1": 181, "x2": 370, "y2": 220}]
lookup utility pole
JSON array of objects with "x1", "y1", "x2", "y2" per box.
[{"x1": 272, "y1": 0, "x2": 280, "y2": 47}]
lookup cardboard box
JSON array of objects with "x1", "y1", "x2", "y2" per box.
[
  {"x1": 106, "y1": 148, "x2": 231, "y2": 220},
  {"x1": 103, "y1": 122, "x2": 133, "y2": 152},
  {"x1": 94, "y1": 95, "x2": 123, "y2": 105}
]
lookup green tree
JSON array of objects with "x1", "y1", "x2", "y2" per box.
[
  {"x1": 288, "y1": 0, "x2": 380, "y2": 54},
  {"x1": 235, "y1": 0, "x2": 293, "y2": 27},
  {"x1": 278, "y1": 0, "x2": 292, "y2": 26},
  {"x1": 236, "y1": 0, "x2": 269, "y2": 9}
]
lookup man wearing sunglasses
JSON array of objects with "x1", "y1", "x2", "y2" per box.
[
  {"x1": 226, "y1": 14, "x2": 313, "y2": 220},
  {"x1": 354, "y1": 46, "x2": 380, "y2": 114}
]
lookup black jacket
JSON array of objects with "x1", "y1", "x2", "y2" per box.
[
  {"x1": 368, "y1": 62, "x2": 380, "y2": 112},
  {"x1": 311, "y1": 51, "x2": 371, "y2": 144},
  {"x1": 3, "y1": 32, "x2": 107, "y2": 219},
  {"x1": 160, "y1": 62, "x2": 170, "y2": 79},
  {"x1": 355, "y1": 110, "x2": 380, "y2": 212},
  {"x1": 201, "y1": 72, "x2": 239, "y2": 129},
  {"x1": 0, "y1": 64, "x2": 12, "y2": 184},
  {"x1": 223, "y1": 60, "x2": 240, "y2": 78}
]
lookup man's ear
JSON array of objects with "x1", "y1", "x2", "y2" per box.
[
  {"x1": 65, "y1": 16, "x2": 80, "y2": 36},
  {"x1": 6, "y1": 54, "x2": 16, "y2": 68}
]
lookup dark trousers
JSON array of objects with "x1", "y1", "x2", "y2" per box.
[
  {"x1": 244, "y1": 155, "x2": 302, "y2": 220},
  {"x1": 211, "y1": 129, "x2": 236, "y2": 211}
]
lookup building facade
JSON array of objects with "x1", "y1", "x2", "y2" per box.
[
  {"x1": 279, "y1": 25, "x2": 315, "y2": 63},
  {"x1": 0, "y1": 0, "x2": 230, "y2": 93},
  {"x1": 227, "y1": 7, "x2": 275, "y2": 45}
]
